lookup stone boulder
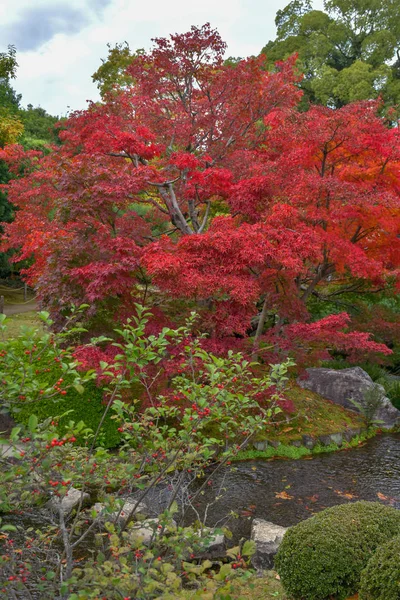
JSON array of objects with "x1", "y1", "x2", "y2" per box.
[
  {"x1": 91, "y1": 500, "x2": 149, "y2": 526},
  {"x1": 298, "y1": 367, "x2": 400, "y2": 429},
  {"x1": 193, "y1": 528, "x2": 225, "y2": 559},
  {"x1": 251, "y1": 519, "x2": 287, "y2": 570},
  {"x1": 128, "y1": 518, "x2": 177, "y2": 546},
  {"x1": 48, "y1": 487, "x2": 90, "y2": 515}
]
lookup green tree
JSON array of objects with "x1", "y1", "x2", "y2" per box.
[
  {"x1": 92, "y1": 42, "x2": 143, "y2": 98},
  {"x1": 0, "y1": 49, "x2": 22, "y2": 276},
  {"x1": 0, "y1": 45, "x2": 17, "y2": 80},
  {"x1": 262, "y1": 0, "x2": 400, "y2": 109},
  {"x1": 19, "y1": 104, "x2": 60, "y2": 148}
]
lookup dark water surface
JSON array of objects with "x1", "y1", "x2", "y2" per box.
[
  {"x1": 189, "y1": 433, "x2": 400, "y2": 540},
  {"x1": 5, "y1": 434, "x2": 400, "y2": 547}
]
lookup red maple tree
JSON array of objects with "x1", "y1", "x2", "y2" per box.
[{"x1": 1, "y1": 24, "x2": 398, "y2": 363}]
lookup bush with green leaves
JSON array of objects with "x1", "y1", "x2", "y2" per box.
[
  {"x1": 0, "y1": 310, "x2": 121, "y2": 448},
  {"x1": 15, "y1": 378, "x2": 121, "y2": 448},
  {"x1": 359, "y1": 534, "x2": 400, "y2": 600},
  {"x1": 0, "y1": 307, "x2": 292, "y2": 599},
  {"x1": 275, "y1": 501, "x2": 400, "y2": 600}
]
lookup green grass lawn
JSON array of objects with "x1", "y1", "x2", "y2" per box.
[{"x1": 0, "y1": 311, "x2": 43, "y2": 339}]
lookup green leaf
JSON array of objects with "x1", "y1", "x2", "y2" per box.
[
  {"x1": 169, "y1": 500, "x2": 179, "y2": 515},
  {"x1": 10, "y1": 427, "x2": 21, "y2": 441},
  {"x1": 28, "y1": 414, "x2": 38, "y2": 432},
  {"x1": 1, "y1": 524, "x2": 17, "y2": 532},
  {"x1": 242, "y1": 540, "x2": 256, "y2": 557}
]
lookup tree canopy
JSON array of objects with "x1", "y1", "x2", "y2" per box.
[
  {"x1": 92, "y1": 42, "x2": 139, "y2": 98},
  {"x1": 1, "y1": 24, "x2": 398, "y2": 365},
  {"x1": 262, "y1": 0, "x2": 400, "y2": 109}
]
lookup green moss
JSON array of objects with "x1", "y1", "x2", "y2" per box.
[
  {"x1": 14, "y1": 379, "x2": 122, "y2": 449},
  {"x1": 254, "y1": 382, "x2": 365, "y2": 448},
  {"x1": 275, "y1": 501, "x2": 400, "y2": 600},
  {"x1": 7, "y1": 335, "x2": 121, "y2": 448},
  {"x1": 175, "y1": 572, "x2": 287, "y2": 599},
  {"x1": 235, "y1": 430, "x2": 372, "y2": 462},
  {"x1": 217, "y1": 572, "x2": 287, "y2": 599},
  {"x1": 236, "y1": 444, "x2": 311, "y2": 461}
]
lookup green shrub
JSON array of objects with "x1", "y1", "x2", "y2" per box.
[
  {"x1": 382, "y1": 379, "x2": 400, "y2": 410},
  {"x1": 274, "y1": 501, "x2": 400, "y2": 600},
  {"x1": 6, "y1": 337, "x2": 121, "y2": 448},
  {"x1": 14, "y1": 378, "x2": 121, "y2": 449},
  {"x1": 359, "y1": 534, "x2": 400, "y2": 600}
]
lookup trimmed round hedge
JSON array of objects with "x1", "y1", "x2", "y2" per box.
[
  {"x1": 359, "y1": 534, "x2": 400, "y2": 600},
  {"x1": 274, "y1": 501, "x2": 400, "y2": 600}
]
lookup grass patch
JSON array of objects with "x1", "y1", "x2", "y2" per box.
[
  {"x1": 175, "y1": 572, "x2": 286, "y2": 599},
  {"x1": 0, "y1": 311, "x2": 43, "y2": 340},
  {"x1": 236, "y1": 431, "x2": 374, "y2": 461},
  {"x1": 217, "y1": 572, "x2": 286, "y2": 599}
]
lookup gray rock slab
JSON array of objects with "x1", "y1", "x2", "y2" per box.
[
  {"x1": 128, "y1": 518, "x2": 177, "y2": 546},
  {"x1": 194, "y1": 528, "x2": 225, "y2": 558},
  {"x1": 251, "y1": 519, "x2": 287, "y2": 570},
  {"x1": 291, "y1": 439, "x2": 302, "y2": 447},
  {"x1": 302, "y1": 434, "x2": 316, "y2": 449},
  {"x1": 129, "y1": 518, "x2": 160, "y2": 545},
  {"x1": 90, "y1": 500, "x2": 149, "y2": 525},
  {"x1": 0, "y1": 442, "x2": 24, "y2": 458},
  {"x1": 343, "y1": 427, "x2": 362, "y2": 443},
  {"x1": 253, "y1": 440, "x2": 268, "y2": 451},
  {"x1": 298, "y1": 367, "x2": 400, "y2": 429},
  {"x1": 48, "y1": 487, "x2": 90, "y2": 515},
  {"x1": 330, "y1": 432, "x2": 343, "y2": 446},
  {"x1": 269, "y1": 440, "x2": 281, "y2": 448}
]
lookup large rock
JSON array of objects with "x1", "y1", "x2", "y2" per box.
[
  {"x1": 193, "y1": 528, "x2": 225, "y2": 559},
  {"x1": 91, "y1": 499, "x2": 149, "y2": 525},
  {"x1": 298, "y1": 367, "x2": 400, "y2": 429},
  {"x1": 251, "y1": 519, "x2": 287, "y2": 570},
  {"x1": 128, "y1": 518, "x2": 177, "y2": 546},
  {"x1": 48, "y1": 487, "x2": 90, "y2": 515}
]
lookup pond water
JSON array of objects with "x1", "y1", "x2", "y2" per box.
[
  {"x1": 187, "y1": 433, "x2": 400, "y2": 540},
  {"x1": 5, "y1": 434, "x2": 400, "y2": 548}
]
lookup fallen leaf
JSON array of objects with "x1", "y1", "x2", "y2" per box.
[
  {"x1": 377, "y1": 492, "x2": 389, "y2": 501},
  {"x1": 306, "y1": 494, "x2": 319, "y2": 503},
  {"x1": 275, "y1": 491, "x2": 294, "y2": 500},
  {"x1": 334, "y1": 490, "x2": 357, "y2": 499}
]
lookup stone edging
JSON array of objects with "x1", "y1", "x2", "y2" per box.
[{"x1": 252, "y1": 427, "x2": 367, "y2": 452}]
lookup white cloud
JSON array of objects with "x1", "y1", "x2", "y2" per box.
[{"x1": 1, "y1": 0, "x2": 324, "y2": 116}]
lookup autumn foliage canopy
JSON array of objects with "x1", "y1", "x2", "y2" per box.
[{"x1": 0, "y1": 24, "x2": 399, "y2": 365}]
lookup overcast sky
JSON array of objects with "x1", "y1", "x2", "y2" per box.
[{"x1": 0, "y1": 0, "x2": 323, "y2": 116}]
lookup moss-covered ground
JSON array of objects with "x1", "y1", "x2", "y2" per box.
[
  {"x1": 176, "y1": 572, "x2": 286, "y2": 599},
  {"x1": 255, "y1": 380, "x2": 365, "y2": 445},
  {"x1": 218, "y1": 572, "x2": 286, "y2": 599}
]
